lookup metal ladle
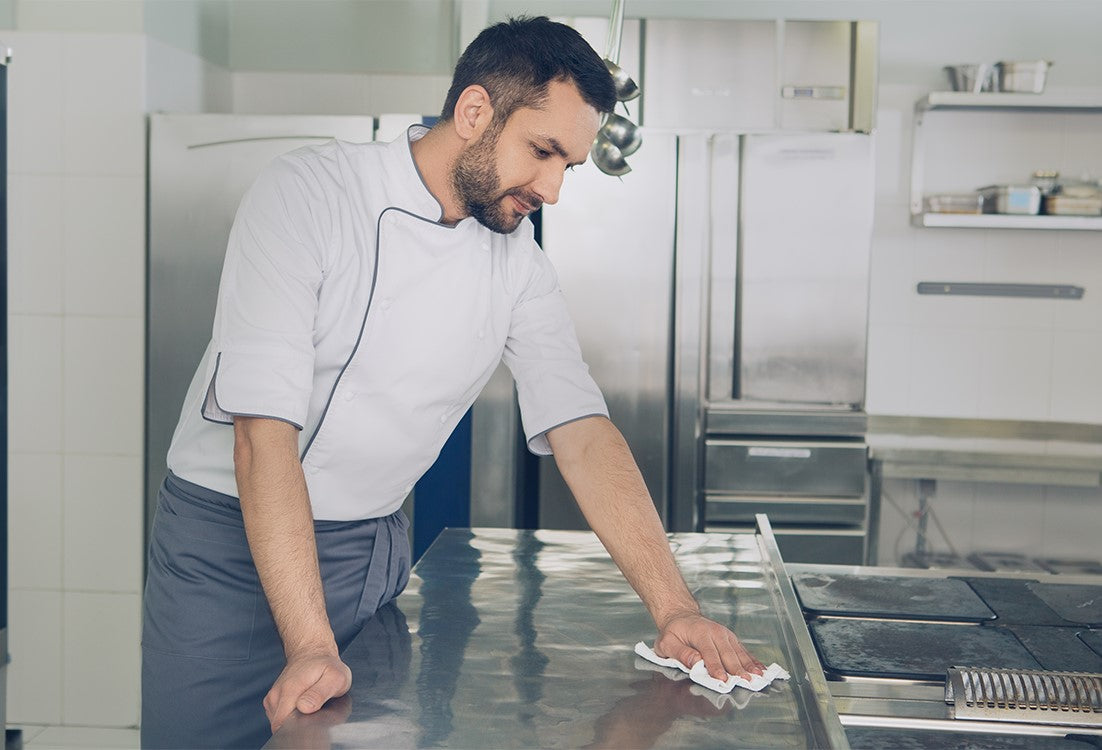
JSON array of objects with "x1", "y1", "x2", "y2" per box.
[
  {"x1": 598, "y1": 112, "x2": 641, "y2": 157},
  {"x1": 591, "y1": 138, "x2": 630, "y2": 176},
  {"x1": 605, "y1": 59, "x2": 640, "y2": 102},
  {"x1": 602, "y1": 0, "x2": 640, "y2": 102},
  {"x1": 591, "y1": 0, "x2": 641, "y2": 176}
]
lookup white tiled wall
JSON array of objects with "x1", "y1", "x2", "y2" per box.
[
  {"x1": 146, "y1": 35, "x2": 232, "y2": 114},
  {"x1": 231, "y1": 70, "x2": 451, "y2": 117},
  {"x1": 878, "y1": 479, "x2": 1102, "y2": 567},
  {"x1": 3, "y1": 25, "x2": 476, "y2": 735},
  {"x1": 867, "y1": 83, "x2": 1102, "y2": 422},
  {"x1": 6, "y1": 30, "x2": 147, "y2": 728},
  {"x1": 868, "y1": 82, "x2": 1102, "y2": 564}
]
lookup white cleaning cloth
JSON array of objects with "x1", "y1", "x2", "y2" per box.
[{"x1": 633, "y1": 641, "x2": 790, "y2": 694}]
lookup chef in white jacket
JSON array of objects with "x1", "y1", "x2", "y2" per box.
[{"x1": 141, "y1": 16, "x2": 763, "y2": 749}]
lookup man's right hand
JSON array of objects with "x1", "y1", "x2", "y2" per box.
[{"x1": 264, "y1": 650, "x2": 353, "y2": 733}]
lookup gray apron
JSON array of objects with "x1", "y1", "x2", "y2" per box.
[{"x1": 141, "y1": 473, "x2": 410, "y2": 749}]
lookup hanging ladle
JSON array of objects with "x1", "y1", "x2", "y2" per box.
[
  {"x1": 592, "y1": 0, "x2": 641, "y2": 175},
  {"x1": 591, "y1": 138, "x2": 631, "y2": 177},
  {"x1": 603, "y1": 0, "x2": 640, "y2": 102},
  {"x1": 598, "y1": 112, "x2": 641, "y2": 157}
]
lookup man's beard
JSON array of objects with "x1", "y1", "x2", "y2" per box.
[{"x1": 451, "y1": 123, "x2": 541, "y2": 235}]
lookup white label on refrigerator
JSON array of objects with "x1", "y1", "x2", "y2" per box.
[{"x1": 747, "y1": 447, "x2": 812, "y2": 459}]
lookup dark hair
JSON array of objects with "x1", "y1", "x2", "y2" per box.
[{"x1": 440, "y1": 16, "x2": 616, "y2": 124}]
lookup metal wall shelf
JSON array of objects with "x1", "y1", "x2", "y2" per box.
[
  {"x1": 917, "y1": 91, "x2": 1102, "y2": 113},
  {"x1": 913, "y1": 213, "x2": 1102, "y2": 230},
  {"x1": 910, "y1": 92, "x2": 1102, "y2": 230}
]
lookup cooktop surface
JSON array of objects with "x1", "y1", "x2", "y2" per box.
[
  {"x1": 792, "y1": 573, "x2": 996, "y2": 622},
  {"x1": 1079, "y1": 628, "x2": 1102, "y2": 658},
  {"x1": 955, "y1": 577, "x2": 1072, "y2": 626},
  {"x1": 808, "y1": 618, "x2": 1042, "y2": 681},
  {"x1": 1000, "y1": 623, "x2": 1102, "y2": 672},
  {"x1": 1027, "y1": 583, "x2": 1102, "y2": 627}
]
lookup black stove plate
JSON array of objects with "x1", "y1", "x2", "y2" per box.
[
  {"x1": 1027, "y1": 583, "x2": 1102, "y2": 627},
  {"x1": 1080, "y1": 629, "x2": 1102, "y2": 658},
  {"x1": 956, "y1": 577, "x2": 1070, "y2": 626},
  {"x1": 793, "y1": 573, "x2": 996, "y2": 622},
  {"x1": 809, "y1": 619, "x2": 1041, "y2": 680},
  {"x1": 846, "y1": 727, "x2": 1102, "y2": 750},
  {"x1": 1000, "y1": 624, "x2": 1102, "y2": 672}
]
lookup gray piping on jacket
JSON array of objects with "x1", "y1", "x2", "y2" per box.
[
  {"x1": 405, "y1": 123, "x2": 446, "y2": 222},
  {"x1": 199, "y1": 351, "x2": 306, "y2": 431},
  {"x1": 531, "y1": 413, "x2": 608, "y2": 454},
  {"x1": 299, "y1": 205, "x2": 466, "y2": 461}
]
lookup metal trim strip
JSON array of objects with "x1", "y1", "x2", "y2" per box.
[{"x1": 754, "y1": 514, "x2": 852, "y2": 749}]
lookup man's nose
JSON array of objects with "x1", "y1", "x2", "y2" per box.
[{"x1": 534, "y1": 165, "x2": 565, "y2": 206}]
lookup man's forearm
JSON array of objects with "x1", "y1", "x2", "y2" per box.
[
  {"x1": 547, "y1": 416, "x2": 699, "y2": 628},
  {"x1": 234, "y1": 417, "x2": 336, "y2": 658}
]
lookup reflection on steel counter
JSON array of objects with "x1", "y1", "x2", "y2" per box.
[{"x1": 265, "y1": 527, "x2": 849, "y2": 749}]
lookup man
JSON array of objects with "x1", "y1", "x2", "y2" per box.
[{"x1": 142, "y1": 16, "x2": 762, "y2": 749}]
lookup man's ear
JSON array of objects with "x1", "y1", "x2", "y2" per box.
[{"x1": 451, "y1": 85, "x2": 494, "y2": 142}]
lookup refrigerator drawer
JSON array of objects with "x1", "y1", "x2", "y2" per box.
[
  {"x1": 704, "y1": 440, "x2": 868, "y2": 497},
  {"x1": 706, "y1": 494, "x2": 866, "y2": 525},
  {"x1": 705, "y1": 523, "x2": 866, "y2": 565}
]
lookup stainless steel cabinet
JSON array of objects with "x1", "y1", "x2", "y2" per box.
[{"x1": 704, "y1": 439, "x2": 868, "y2": 497}]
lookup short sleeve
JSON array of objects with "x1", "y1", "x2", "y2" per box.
[
  {"x1": 502, "y1": 247, "x2": 608, "y2": 455},
  {"x1": 200, "y1": 154, "x2": 330, "y2": 429}
]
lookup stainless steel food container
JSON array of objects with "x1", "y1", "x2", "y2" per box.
[
  {"x1": 1044, "y1": 194, "x2": 1102, "y2": 216},
  {"x1": 944, "y1": 63, "x2": 994, "y2": 93},
  {"x1": 979, "y1": 185, "x2": 1042, "y2": 215},
  {"x1": 995, "y1": 60, "x2": 1051, "y2": 93},
  {"x1": 924, "y1": 193, "x2": 984, "y2": 215}
]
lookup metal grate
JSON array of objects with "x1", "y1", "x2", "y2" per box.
[{"x1": 945, "y1": 666, "x2": 1102, "y2": 727}]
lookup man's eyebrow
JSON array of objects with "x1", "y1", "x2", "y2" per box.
[{"x1": 543, "y1": 136, "x2": 586, "y2": 167}]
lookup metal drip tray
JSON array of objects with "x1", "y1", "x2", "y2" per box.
[
  {"x1": 846, "y1": 726, "x2": 1102, "y2": 749},
  {"x1": 945, "y1": 667, "x2": 1102, "y2": 728},
  {"x1": 793, "y1": 573, "x2": 996, "y2": 621}
]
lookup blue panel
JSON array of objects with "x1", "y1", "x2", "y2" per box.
[{"x1": 412, "y1": 408, "x2": 471, "y2": 561}]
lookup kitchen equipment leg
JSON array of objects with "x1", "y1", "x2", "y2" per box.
[
  {"x1": 866, "y1": 460, "x2": 883, "y2": 565},
  {"x1": 915, "y1": 479, "x2": 936, "y2": 558}
]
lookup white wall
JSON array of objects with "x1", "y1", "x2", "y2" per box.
[
  {"x1": 231, "y1": 70, "x2": 449, "y2": 117},
  {"x1": 3, "y1": 1, "x2": 234, "y2": 732},
  {"x1": 867, "y1": 88, "x2": 1102, "y2": 423},
  {"x1": 5, "y1": 29, "x2": 145, "y2": 727}
]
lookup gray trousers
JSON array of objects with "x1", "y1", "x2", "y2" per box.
[{"x1": 141, "y1": 473, "x2": 411, "y2": 749}]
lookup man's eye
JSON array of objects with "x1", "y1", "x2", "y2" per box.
[{"x1": 533, "y1": 146, "x2": 551, "y2": 158}]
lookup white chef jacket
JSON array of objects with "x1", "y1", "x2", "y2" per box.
[{"x1": 167, "y1": 125, "x2": 608, "y2": 521}]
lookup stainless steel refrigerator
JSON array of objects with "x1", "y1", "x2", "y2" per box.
[
  {"x1": 530, "y1": 129, "x2": 876, "y2": 564},
  {"x1": 145, "y1": 114, "x2": 376, "y2": 537}
]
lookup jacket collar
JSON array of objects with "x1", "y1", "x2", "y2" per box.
[{"x1": 385, "y1": 123, "x2": 447, "y2": 222}]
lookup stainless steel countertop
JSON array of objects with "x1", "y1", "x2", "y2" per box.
[
  {"x1": 868, "y1": 415, "x2": 1102, "y2": 486},
  {"x1": 266, "y1": 527, "x2": 848, "y2": 749}
]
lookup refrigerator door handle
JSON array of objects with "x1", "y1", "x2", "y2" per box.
[{"x1": 731, "y1": 133, "x2": 745, "y2": 400}]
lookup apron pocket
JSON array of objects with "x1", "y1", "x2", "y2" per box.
[{"x1": 142, "y1": 506, "x2": 260, "y2": 661}]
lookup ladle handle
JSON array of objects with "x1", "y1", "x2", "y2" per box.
[{"x1": 604, "y1": 0, "x2": 625, "y2": 64}]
